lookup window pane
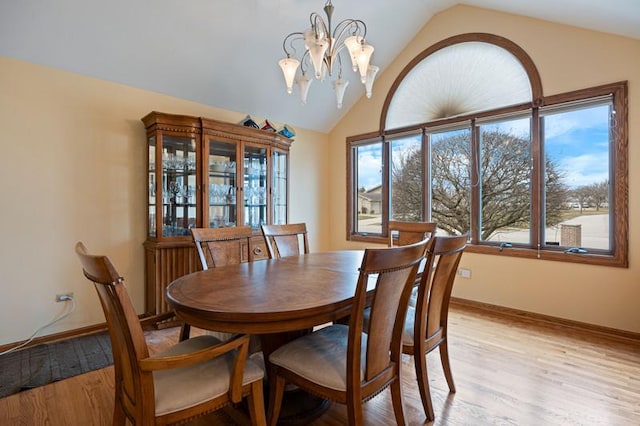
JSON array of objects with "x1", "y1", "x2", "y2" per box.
[
  {"x1": 390, "y1": 134, "x2": 422, "y2": 221},
  {"x1": 430, "y1": 128, "x2": 471, "y2": 236},
  {"x1": 543, "y1": 103, "x2": 611, "y2": 251},
  {"x1": 354, "y1": 142, "x2": 383, "y2": 234},
  {"x1": 479, "y1": 117, "x2": 532, "y2": 244}
]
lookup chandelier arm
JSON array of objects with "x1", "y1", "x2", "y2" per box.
[
  {"x1": 282, "y1": 32, "x2": 304, "y2": 57},
  {"x1": 309, "y1": 12, "x2": 329, "y2": 39},
  {"x1": 336, "y1": 50, "x2": 344, "y2": 78},
  {"x1": 332, "y1": 19, "x2": 368, "y2": 45},
  {"x1": 300, "y1": 50, "x2": 310, "y2": 74}
]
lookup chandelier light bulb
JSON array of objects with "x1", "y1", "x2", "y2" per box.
[
  {"x1": 308, "y1": 39, "x2": 329, "y2": 79},
  {"x1": 356, "y1": 44, "x2": 374, "y2": 84},
  {"x1": 297, "y1": 73, "x2": 313, "y2": 104},
  {"x1": 365, "y1": 65, "x2": 379, "y2": 98},
  {"x1": 344, "y1": 35, "x2": 363, "y2": 72},
  {"x1": 279, "y1": 57, "x2": 300, "y2": 94},
  {"x1": 333, "y1": 77, "x2": 349, "y2": 109}
]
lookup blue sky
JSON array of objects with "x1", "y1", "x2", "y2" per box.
[{"x1": 543, "y1": 104, "x2": 610, "y2": 188}]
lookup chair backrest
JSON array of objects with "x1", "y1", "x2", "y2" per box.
[
  {"x1": 349, "y1": 238, "x2": 431, "y2": 384},
  {"x1": 74, "y1": 242, "x2": 152, "y2": 419},
  {"x1": 415, "y1": 235, "x2": 467, "y2": 343},
  {"x1": 388, "y1": 221, "x2": 437, "y2": 247},
  {"x1": 260, "y1": 223, "x2": 309, "y2": 259},
  {"x1": 191, "y1": 226, "x2": 254, "y2": 270}
]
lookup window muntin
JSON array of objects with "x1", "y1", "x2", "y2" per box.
[
  {"x1": 429, "y1": 128, "x2": 472, "y2": 237},
  {"x1": 542, "y1": 100, "x2": 612, "y2": 252},
  {"x1": 353, "y1": 140, "x2": 383, "y2": 235},
  {"x1": 478, "y1": 116, "x2": 532, "y2": 244},
  {"x1": 390, "y1": 133, "x2": 423, "y2": 221}
]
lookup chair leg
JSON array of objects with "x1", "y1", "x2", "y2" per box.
[
  {"x1": 247, "y1": 380, "x2": 267, "y2": 426},
  {"x1": 179, "y1": 323, "x2": 191, "y2": 341},
  {"x1": 439, "y1": 339, "x2": 456, "y2": 393},
  {"x1": 346, "y1": 393, "x2": 365, "y2": 425},
  {"x1": 267, "y1": 374, "x2": 285, "y2": 426},
  {"x1": 414, "y1": 351, "x2": 435, "y2": 421},
  {"x1": 112, "y1": 401, "x2": 126, "y2": 426},
  {"x1": 390, "y1": 377, "x2": 407, "y2": 426}
]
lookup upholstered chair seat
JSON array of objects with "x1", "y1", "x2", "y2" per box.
[
  {"x1": 269, "y1": 325, "x2": 367, "y2": 391},
  {"x1": 152, "y1": 335, "x2": 264, "y2": 416}
]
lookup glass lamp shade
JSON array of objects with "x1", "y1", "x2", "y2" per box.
[
  {"x1": 296, "y1": 73, "x2": 313, "y2": 104},
  {"x1": 356, "y1": 43, "x2": 375, "y2": 83},
  {"x1": 365, "y1": 65, "x2": 379, "y2": 98},
  {"x1": 279, "y1": 57, "x2": 300, "y2": 94},
  {"x1": 344, "y1": 35, "x2": 363, "y2": 72},
  {"x1": 333, "y1": 77, "x2": 349, "y2": 109},
  {"x1": 304, "y1": 31, "x2": 329, "y2": 79}
]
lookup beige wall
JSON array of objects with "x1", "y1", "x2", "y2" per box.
[
  {"x1": 329, "y1": 5, "x2": 640, "y2": 333},
  {"x1": 0, "y1": 57, "x2": 330, "y2": 345}
]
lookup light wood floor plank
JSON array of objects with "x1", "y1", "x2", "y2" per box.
[{"x1": 1, "y1": 304, "x2": 638, "y2": 425}]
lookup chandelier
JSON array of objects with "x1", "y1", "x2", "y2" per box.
[{"x1": 278, "y1": 0, "x2": 379, "y2": 109}]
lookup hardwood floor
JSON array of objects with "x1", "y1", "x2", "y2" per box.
[{"x1": 1, "y1": 303, "x2": 638, "y2": 425}]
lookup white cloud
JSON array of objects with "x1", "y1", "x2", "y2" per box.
[
  {"x1": 357, "y1": 150, "x2": 382, "y2": 190},
  {"x1": 544, "y1": 105, "x2": 609, "y2": 141},
  {"x1": 561, "y1": 153, "x2": 608, "y2": 187}
]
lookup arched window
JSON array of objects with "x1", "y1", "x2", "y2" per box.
[{"x1": 347, "y1": 33, "x2": 628, "y2": 267}]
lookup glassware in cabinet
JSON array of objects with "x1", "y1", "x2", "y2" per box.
[
  {"x1": 148, "y1": 136, "x2": 157, "y2": 237},
  {"x1": 272, "y1": 149, "x2": 289, "y2": 225},
  {"x1": 207, "y1": 140, "x2": 237, "y2": 228},
  {"x1": 243, "y1": 145, "x2": 268, "y2": 230},
  {"x1": 161, "y1": 135, "x2": 197, "y2": 237}
]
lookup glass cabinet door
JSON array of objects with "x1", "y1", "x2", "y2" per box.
[
  {"x1": 243, "y1": 145, "x2": 268, "y2": 230},
  {"x1": 161, "y1": 135, "x2": 197, "y2": 237},
  {"x1": 207, "y1": 139, "x2": 237, "y2": 228},
  {"x1": 272, "y1": 150, "x2": 288, "y2": 224},
  {"x1": 148, "y1": 136, "x2": 157, "y2": 237}
]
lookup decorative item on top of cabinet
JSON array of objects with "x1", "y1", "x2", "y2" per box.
[{"x1": 141, "y1": 111, "x2": 293, "y2": 318}]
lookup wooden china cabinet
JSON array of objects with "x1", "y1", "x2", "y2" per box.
[{"x1": 142, "y1": 111, "x2": 292, "y2": 317}]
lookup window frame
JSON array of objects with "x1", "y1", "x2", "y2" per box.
[{"x1": 346, "y1": 81, "x2": 628, "y2": 267}]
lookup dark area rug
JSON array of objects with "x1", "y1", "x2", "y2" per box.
[{"x1": 0, "y1": 332, "x2": 113, "y2": 398}]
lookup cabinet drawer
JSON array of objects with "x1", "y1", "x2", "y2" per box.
[{"x1": 251, "y1": 236, "x2": 269, "y2": 260}]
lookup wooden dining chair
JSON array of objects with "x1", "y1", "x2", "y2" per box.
[
  {"x1": 388, "y1": 220, "x2": 437, "y2": 247},
  {"x1": 266, "y1": 238, "x2": 430, "y2": 426},
  {"x1": 260, "y1": 223, "x2": 309, "y2": 259},
  {"x1": 388, "y1": 221, "x2": 437, "y2": 306},
  {"x1": 75, "y1": 242, "x2": 267, "y2": 426},
  {"x1": 403, "y1": 234, "x2": 467, "y2": 421},
  {"x1": 183, "y1": 226, "x2": 260, "y2": 344},
  {"x1": 191, "y1": 226, "x2": 255, "y2": 270}
]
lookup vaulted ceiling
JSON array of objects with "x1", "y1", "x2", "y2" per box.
[{"x1": 1, "y1": 0, "x2": 638, "y2": 132}]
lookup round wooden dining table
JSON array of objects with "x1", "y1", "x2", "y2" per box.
[
  {"x1": 166, "y1": 250, "x2": 367, "y2": 335},
  {"x1": 166, "y1": 250, "x2": 368, "y2": 424}
]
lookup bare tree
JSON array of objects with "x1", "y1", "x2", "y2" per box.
[
  {"x1": 391, "y1": 147, "x2": 422, "y2": 221},
  {"x1": 570, "y1": 179, "x2": 609, "y2": 212},
  {"x1": 431, "y1": 132, "x2": 473, "y2": 236},
  {"x1": 545, "y1": 157, "x2": 569, "y2": 224},
  {"x1": 571, "y1": 186, "x2": 592, "y2": 213},
  {"x1": 391, "y1": 129, "x2": 568, "y2": 239},
  {"x1": 588, "y1": 179, "x2": 609, "y2": 210}
]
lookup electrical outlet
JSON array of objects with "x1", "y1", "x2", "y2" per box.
[
  {"x1": 55, "y1": 292, "x2": 74, "y2": 302},
  {"x1": 457, "y1": 268, "x2": 471, "y2": 279}
]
